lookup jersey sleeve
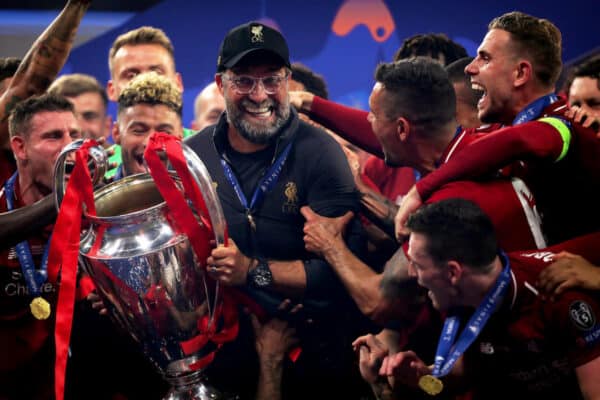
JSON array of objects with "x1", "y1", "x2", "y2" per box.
[
  {"x1": 549, "y1": 290, "x2": 600, "y2": 367},
  {"x1": 416, "y1": 121, "x2": 567, "y2": 199},
  {"x1": 310, "y1": 96, "x2": 384, "y2": 157}
]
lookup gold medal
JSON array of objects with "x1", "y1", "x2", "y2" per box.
[
  {"x1": 418, "y1": 375, "x2": 443, "y2": 396},
  {"x1": 30, "y1": 297, "x2": 51, "y2": 320}
]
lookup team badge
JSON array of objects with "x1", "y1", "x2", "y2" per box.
[
  {"x1": 250, "y1": 25, "x2": 264, "y2": 43},
  {"x1": 282, "y1": 182, "x2": 298, "y2": 214},
  {"x1": 569, "y1": 300, "x2": 596, "y2": 331}
]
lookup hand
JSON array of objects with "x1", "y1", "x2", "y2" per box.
[
  {"x1": 289, "y1": 91, "x2": 315, "y2": 113},
  {"x1": 87, "y1": 291, "x2": 107, "y2": 315},
  {"x1": 250, "y1": 299, "x2": 301, "y2": 361},
  {"x1": 352, "y1": 333, "x2": 389, "y2": 384},
  {"x1": 565, "y1": 105, "x2": 600, "y2": 136},
  {"x1": 380, "y1": 350, "x2": 430, "y2": 389},
  {"x1": 301, "y1": 206, "x2": 353, "y2": 256},
  {"x1": 206, "y1": 238, "x2": 253, "y2": 286},
  {"x1": 394, "y1": 186, "x2": 422, "y2": 242},
  {"x1": 536, "y1": 251, "x2": 600, "y2": 300}
]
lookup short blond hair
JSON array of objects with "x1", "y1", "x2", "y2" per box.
[
  {"x1": 117, "y1": 72, "x2": 182, "y2": 116},
  {"x1": 108, "y1": 26, "x2": 175, "y2": 73}
]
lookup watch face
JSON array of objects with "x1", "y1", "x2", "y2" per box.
[{"x1": 250, "y1": 260, "x2": 272, "y2": 288}]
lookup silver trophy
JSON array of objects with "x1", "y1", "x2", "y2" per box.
[{"x1": 54, "y1": 139, "x2": 229, "y2": 400}]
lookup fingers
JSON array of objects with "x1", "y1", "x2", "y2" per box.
[
  {"x1": 338, "y1": 210, "x2": 354, "y2": 230},
  {"x1": 300, "y1": 205, "x2": 317, "y2": 221}
]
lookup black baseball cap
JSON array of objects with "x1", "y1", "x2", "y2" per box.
[{"x1": 217, "y1": 21, "x2": 291, "y2": 72}]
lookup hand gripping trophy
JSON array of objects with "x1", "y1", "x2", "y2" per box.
[{"x1": 50, "y1": 133, "x2": 236, "y2": 400}]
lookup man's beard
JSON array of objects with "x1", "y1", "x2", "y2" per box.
[{"x1": 226, "y1": 96, "x2": 291, "y2": 144}]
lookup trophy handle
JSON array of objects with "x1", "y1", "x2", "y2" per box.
[
  {"x1": 181, "y1": 143, "x2": 227, "y2": 247},
  {"x1": 53, "y1": 139, "x2": 107, "y2": 210}
]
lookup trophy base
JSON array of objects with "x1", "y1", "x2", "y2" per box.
[{"x1": 163, "y1": 371, "x2": 223, "y2": 400}]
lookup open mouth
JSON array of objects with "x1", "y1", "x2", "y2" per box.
[
  {"x1": 241, "y1": 99, "x2": 275, "y2": 120},
  {"x1": 471, "y1": 82, "x2": 487, "y2": 108}
]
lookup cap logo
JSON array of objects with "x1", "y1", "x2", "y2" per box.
[{"x1": 250, "y1": 25, "x2": 264, "y2": 43}]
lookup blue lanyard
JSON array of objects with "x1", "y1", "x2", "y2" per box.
[
  {"x1": 4, "y1": 172, "x2": 50, "y2": 296},
  {"x1": 512, "y1": 94, "x2": 558, "y2": 125},
  {"x1": 431, "y1": 252, "x2": 511, "y2": 378},
  {"x1": 220, "y1": 141, "x2": 293, "y2": 223}
]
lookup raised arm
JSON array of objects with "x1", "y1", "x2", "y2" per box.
[
  {"x1": 290, "y1": 91, "x2": 384, "y2": 156},
  {"x1": 415, "y1": 120, "x2": 567, "y2": 200},
  {"x1": 0, "y1": 0, "x2": 91, "y2": 147}
]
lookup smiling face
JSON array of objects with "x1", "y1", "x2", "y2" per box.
[
  {"x1": 217, "y1": 64, "x2": 290, "y2": 144},
  {"x1": 569, "y1": 76, "x2": 600, "y2": 118},
  {"x1": 67, "y1": 91, "x2": 110, "y2": 142},
  {"x1": 114, "y1": 103, "x2": 183, "y2": 176},
  {"x1": 465, "y1": 29, "x2": 520, "y2": 124},
  {"x1": 108, "y1": 43, "x2": 182, "y2": 102},
  {"x1": 12, "y1": 110, "x2": 81, "y2": 196}
]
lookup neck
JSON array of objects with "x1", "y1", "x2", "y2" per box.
[
  {"x1": 460, "y1": 257, "x2": 504, "y2": 309},
  {"x1": 414, "y1": 124, "x2": 456, "y2": 176},
  {"x1": 227, "y1": 126, "x2": 269, "y2": 153},
  {"x1": 506, "y1": 86, "x2": 555, "y2": 125},
  {"x1": 17, "y1": 170, "x2": 46, "y2": 206}
]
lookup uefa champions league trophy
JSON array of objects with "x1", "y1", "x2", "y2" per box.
[{"x1": 53, "y1": 135, "x2": 231, "y2": 400}]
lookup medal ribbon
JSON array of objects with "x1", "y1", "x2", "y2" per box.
[
  {"x1": 220, "y1": 141, "x2": 292, "y2": 224},
  {"x1": 431, "y1": 252, "x2": 511, "y2": 379},
  {"x1": 512, "y1": 94, "x2": 558, "y2": 125},
  {"x1": 4, "y1": 172, "x2": 50, "y2": 297},
  {"x1": 46, "y1": 140, "x2": 99, "y2": 400}
]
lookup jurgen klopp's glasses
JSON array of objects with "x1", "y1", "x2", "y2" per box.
[{"x1": 222, "y1": 73, "x2": 288, "y2": 95}]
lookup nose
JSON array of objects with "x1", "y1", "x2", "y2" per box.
[
  {"x1": 465, "y1": 59, "x2": 477, "y2": 76},
  {"x1": 248, "y1": 79, "x2": 269, "y2": 102},
  {"x1": 367, "y1": 112, "x2": 374, "y2": 123}
]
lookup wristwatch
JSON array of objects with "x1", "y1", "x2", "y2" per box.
[{"x1": 247, "y1": 258, "x2": 273, "y2": 288}]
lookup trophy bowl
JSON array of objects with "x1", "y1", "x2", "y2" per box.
[{"x1": 54, "y1": 139, "x2": 229, "y2": 400}]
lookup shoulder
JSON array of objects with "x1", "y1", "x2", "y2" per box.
[
  {"x1": 184, "y1": 127, "x2": 213, "y2": 150},
  {"x1": 293, "y1": 119, "x2": 340, "y2": 148}
]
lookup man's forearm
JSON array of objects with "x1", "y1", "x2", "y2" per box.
[
  {"x1": 321, "y1": 240, "x2": 383, "y2": 320},
  {"x1": 1, "y1": 0, "x2": 90, "y2": 144},
  {"x1": 256, "y1": 356, "x2": 284, "y2": 400},
  {"x1": 0, "y1": 195, "x2": 56, "y2": 248},
  {"x1": 268, "y1": 259, "x2": 307, "y2": 299},
  {"x1": 360, "y1": 189, "x2": 399, "y2": 240}
]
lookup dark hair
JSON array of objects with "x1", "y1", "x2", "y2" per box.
[
  {"x1": 445, "y1": 57, "x2": 480, "y2": 109},
  {"x1": 406, "y1": 198, "x2": 498, "y2": 269},
  {"x1": 374, "y1": 57, "x2": 455, "y2": 136},
  {"x1": 48, "y1": 73, "x2": 108, "y2": 108},
  {"x1": 291, "y1": 62, "x2": 329, "y2": 99},
  {"x1": 0, "y1": 57, "x2": 21, "y2": 82},
  {"x1": 9, "y1": 93, "x2": 74, "y2": 138},
  {"x1": 489, "y1": 11, "x2": 562, "y2": 88},
  {"x1": 569, "y1": 55, "x2": 600, "y2": 91},
  {"x1": 394, "y1": 33, "x2": 468, "y2": 65},
  {"x1": 445, "y1": 57, "x2": 473, "y2": 84}
]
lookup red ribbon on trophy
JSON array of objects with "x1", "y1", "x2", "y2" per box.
[
  {"x1": 46, "y1": 140, "x2": 99, "y2": 400},
  {"x1": 145, "y1": 133, "x2": 268, "y2": 370}
]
